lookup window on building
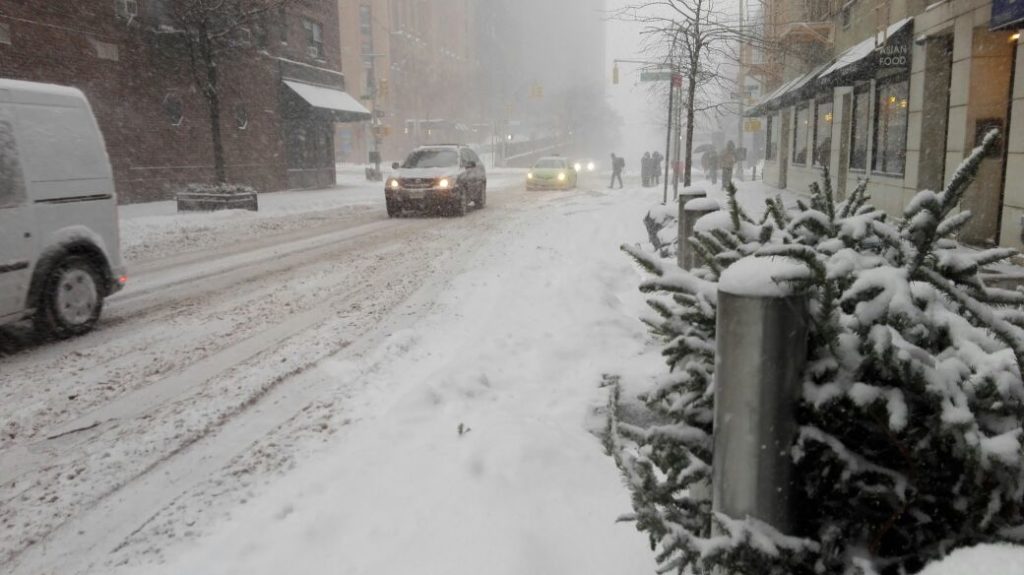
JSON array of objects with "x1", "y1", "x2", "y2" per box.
[
  {"x1": 793, "y1": 102, "x2": 810, "y2": 165},
  {"x1": 163, "y1": 94, "x2": 184, "y2": 126},
  {"x1": 235, "y1": 105, "x2": 249, "y2": 130},
  {"x1": 850, "y1": 85, "x2": 870, "y2": 171},
  {"x1": 304, "y1": 19, "x2": 324, "y2": 59},
  {"x1": 360, "y1": 5, "x2": 374, "y2": 56},
  {"x1": 278, "y1": 7, "x2": 289, "y2": 44},
  {"x1": 813, "y1": 97, "x2": 833, "y2": 168},
  {"x1": 873, "y1": 76, "x2": 909, "y2": 176},
  {"x1": 0, "y1": 112, "x2": 27, "y2": 208},
  {"x1": 765, "y1": 114, "x2": 776, "y2": 161},
  {"x1": 114, "y1": 0, "x2": 139, "y2": 20}
]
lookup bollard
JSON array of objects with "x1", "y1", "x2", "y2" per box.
[
  {"x1": 712, "y1": 256, "x2": 808, "y2": 536},
  {"x1": 678, "y1": 197, "x2": 720, "y2": 270}
]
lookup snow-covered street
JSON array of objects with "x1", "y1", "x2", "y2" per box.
[{"x1": 1, "y1": 169, "x2": 665, "y2": 574}]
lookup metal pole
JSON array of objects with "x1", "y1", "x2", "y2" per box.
[
  {"x1": 663, "y1": 76, "x2": 675, "y2": 205},
  {"x1": 677, "y1": 194, "x2": 714, "y2": 270},
  {"x1": 673, "y1": 82, "x2": 683, "y2": 199},
  {"x1": 736, "y1": 0, "x2": 745, "y2": 181},
  {"x1": 712, "y1": 270, "x2": 808, "y2": 535}
]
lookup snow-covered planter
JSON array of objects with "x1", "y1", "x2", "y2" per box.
[
  {"x1": 611, "y1": 131, "x2": 1024, "y2": 575},
  {"x1": 176, "y1": 183, "x2": 259, "y2": 212}
]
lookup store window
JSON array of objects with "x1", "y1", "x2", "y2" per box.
[
  {"x1": 873, "y1": 77, "x2": 909, "y2": 175},
  {"x1": 813, "y1": 97, "x2": 833, "y2": 168},
  {"x1": 850, "y1": 85, "x2": 870, "y2": 171},
  {"x1": 793, "y1": 102, "x2": 809, "y2": 165},
  {"x1": 765, "y1": 114, "x2": 776, "y2": 161}
]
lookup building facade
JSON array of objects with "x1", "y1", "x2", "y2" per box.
[
  {"x1": 336, "y1": 0, "x2": 483, "y2": 165},
  {"x1": 0, "y1": 0, "x2": 366, "y2": 203},
  {"x1": 752, "y1": 0, "x2": 1024, "y2": 249}
]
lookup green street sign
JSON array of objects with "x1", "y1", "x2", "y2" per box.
[{"x1": 639, "y1": 71, "x2": 674, "y2": 82}]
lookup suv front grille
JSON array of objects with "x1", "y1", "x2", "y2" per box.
[{"x1": 401, "y1": 178, "x2": 435, "y2": 189}]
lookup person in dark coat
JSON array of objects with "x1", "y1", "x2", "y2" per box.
[
  {"x1": 652, "y1": 151, "x2": 663, "y2": 186},
  {"x1": 704, "y1": 149, "x2": 719, "y2": 185},
  {"x1": 720, "y1": 141, "x2": 737, "y2": 190},
  {"x1": 609, "y1": 153, "x2": 624, "y2": 189},
  {"x1": 641, "y1": 152, "x2": 652, "y2": 187}
]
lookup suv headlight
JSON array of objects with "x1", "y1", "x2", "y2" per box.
[
  {"x1": 388, "y1": 178, "x2": 400, "y2": 190},
  {"x1": 527, "y1": 172, "x2": 533, "y2": 179},
  {"x1": 438, "y1": 177, "x2": 451, "y2": 189},
  {"x1": 557, "y1": 172, "x2": 566, "y2": 181}
]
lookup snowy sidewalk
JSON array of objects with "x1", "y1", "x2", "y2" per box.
[{"x1": 122, "y1": 184, "x2": 663, "y2": 575}]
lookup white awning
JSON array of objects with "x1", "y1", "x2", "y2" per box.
[
  {"x1": 283, "y1": 80, "x2": 371, "y2": 120},
  {"x1": 819, "y1": 17, "x2": 913, "y2": 80}
]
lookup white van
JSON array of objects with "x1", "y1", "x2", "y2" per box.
[{"x1": 0, "y1": 79, "x2": 125, "y2": 338}]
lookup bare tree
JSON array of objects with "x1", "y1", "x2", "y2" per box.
[
  {"x1": 617, "y1": 0, "x2": 762, "y2": 187},
  {"x1": 160, "y1": 0, "x2": 296, "y2": 184}
]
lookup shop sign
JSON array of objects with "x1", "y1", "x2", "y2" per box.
[
  {"x1": 877, "y1": 24, "x2": 911, "y2": 70},
  {"x1": 992, "y1": 0, "x2": 1024, "y2": 30}
]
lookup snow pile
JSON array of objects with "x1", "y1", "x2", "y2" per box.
[
  {"x1": 718, "y1": 255, "x2": 807, "y2": 297},
  {"x1": 918, "y1": 543, "x2": 1024, "y2": 575}
]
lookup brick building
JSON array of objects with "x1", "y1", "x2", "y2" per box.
[{"x1": 0, "y1": 0, "x2": 368, "y2": 203}]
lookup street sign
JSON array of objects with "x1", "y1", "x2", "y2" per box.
[{"x1": 640, "y1": 71, "x2": 673, "y2": 82}]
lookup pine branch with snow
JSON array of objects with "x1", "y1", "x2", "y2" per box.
[{"x1": 617, "y1": 131, "x2": 1024, "y2": 575}]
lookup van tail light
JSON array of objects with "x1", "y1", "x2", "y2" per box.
[{"x1": 118, "y1": 275, "x2": 128, "y2": 285}]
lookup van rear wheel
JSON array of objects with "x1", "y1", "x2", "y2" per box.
[{"x1": 34, "y1": 256, "x2": 104, "y2": 339}]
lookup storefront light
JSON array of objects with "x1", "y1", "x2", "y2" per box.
[
  {"x1": 1011, "y1": 32, "x2": 1021, "y2": 43},
  {"x1": 900, "y1": 99, "x2": 908, "y2": 109}
]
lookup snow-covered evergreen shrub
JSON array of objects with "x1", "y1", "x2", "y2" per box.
[{"x1": 612, "y1": 131, "x2": 1024, "y2": 575}]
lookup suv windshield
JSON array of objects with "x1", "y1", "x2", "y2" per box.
[
  {"x1": 402, "y1": 149, "x2": 459, "y2": 169},
  {"x1": 534, "y1": 159, "x2": 565, "y2": 169}
]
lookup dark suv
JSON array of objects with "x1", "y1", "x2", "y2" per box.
[{"x1": 385, "y1": 145, "x2": 487, "y2": 217}]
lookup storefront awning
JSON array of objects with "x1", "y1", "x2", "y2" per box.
[
  {"x1": 818, "y1": 17, "x2": 913, "y2": 84},
  {"x1": 745, "y1": 18, "x2": 913, "y2": 117},
  {"x1": 745, "y1": 66, "x2": 825, "y2": 117},
  {"x1": 283, "y1": 80, "x2": 371, "y2": 122}
]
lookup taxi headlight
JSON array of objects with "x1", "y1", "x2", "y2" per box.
[
  {"x1": 557, "y1": 172, "x2": 566, "y2": 182},
  {"x1": 438, "y1": 178, "x2": 450, "y2": 189}
]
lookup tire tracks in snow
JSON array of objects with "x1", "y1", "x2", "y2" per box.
[{"x1": 1, "y1": 181, "x2": 529, "y2": 573}]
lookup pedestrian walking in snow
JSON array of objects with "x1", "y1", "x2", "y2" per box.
[
  {"x1": 609, "y1": 153, "x2": 624, "y2": 189},
  {"x1": 705, "y1": 149, "x2": 719, "y2": 185},
  {"x1": 652, "y1": 151, "x2": 663, "y2": 186},
  {"x1": 720, "y1": 141, "x2": 736, "y2": 190},
  {"x1": 641, "y1": 152, "x2": 652, "y2": 187}
]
